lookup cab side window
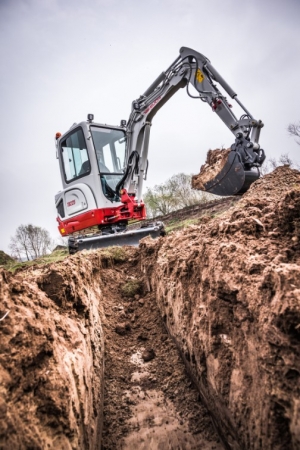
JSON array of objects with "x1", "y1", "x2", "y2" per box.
[{"x1": 61, "y1": 128, "x2": 90, "y2": 182}]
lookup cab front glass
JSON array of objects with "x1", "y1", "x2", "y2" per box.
[{"x1": 90, "y1": 126, "x2": 126, "y2": 201}]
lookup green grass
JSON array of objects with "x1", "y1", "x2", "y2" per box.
[
  {"x1": 98, "y1": 246, "x2": 128, "y2": 263},
  {"x1": 2, "y1": 249, "x2": 69, "y2": 273},
  {"x1": 121, "y1": 279, "x2": 143, "y2": 298},
  {"x1": 0, "y1": 250, "x2": 14, "y2": 266},
  {"x1": 165, "y1": 218, "x2": 201, "y2": 233}
]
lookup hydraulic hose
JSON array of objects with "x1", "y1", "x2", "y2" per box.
[{"x1": 115, "y1": 151, "x2": 139, "y2": 194}]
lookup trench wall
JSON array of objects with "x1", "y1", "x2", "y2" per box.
[
  {"x1": 140, "y1": 167, "x2": 300, "y2": 450},
  {"x1": 0, "y1": 253, "x2": 105, "y2": 450}
]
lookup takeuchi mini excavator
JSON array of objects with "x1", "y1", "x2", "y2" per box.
[{"x1": 55, "y1": 47, "x2": 265, "y2": 253}]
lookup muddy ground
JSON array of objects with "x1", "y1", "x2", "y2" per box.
[
  {"x1": 0, "y1": 256, "x2": 105, "y2": 449},
  {"x1": 0, "y1": 166, "x2": 300, "y2": 449},
  {"x1": 99, "y1": 251, "x2": 222, "y2": 449}
]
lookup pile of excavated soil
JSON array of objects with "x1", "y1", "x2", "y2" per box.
[
  {"x1": 140, "y1": 165, "x2": 300, "y2": 449},
  {"x1": 192, "y1": 148, "x2": 231, "y2": 190}
]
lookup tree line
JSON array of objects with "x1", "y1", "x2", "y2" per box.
[
  {"x1": 143, "y1": 173, "x2": 216, "y2": 217},
  {"x1": 9, "y1": 224, "x2": 54, "y2": 261}
]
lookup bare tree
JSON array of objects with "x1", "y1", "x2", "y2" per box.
[
  {"x1": 167, "y1": 173, "x2": 212, "y2": 208},
  {"x1": 260, "y1": 152, "x2": 299, "y2": 176},
  {"x1": 9, "y1": 224, "x2": 54, "y2": 260},
  {"x1": 261, "y1": 122, "x2": 300, "y2": 174},
  {"x1": 288, "y1": 122, "x2": 300, "y2": 145},
  {"x1": 278, "y1": 153, "x2": 294, "y2": 166}
]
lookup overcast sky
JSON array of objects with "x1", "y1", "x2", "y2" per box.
[{"x1": 0, "y1": 0, "x2": 299, "y2": 253}]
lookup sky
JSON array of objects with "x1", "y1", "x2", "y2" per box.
[{"x1": 0, "y1": 0, "x2": 299, "y2": 253}]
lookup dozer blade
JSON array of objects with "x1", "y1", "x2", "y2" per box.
[
  {"x1": 68, "y1": 222, "x2": 165, "y2": 254},
  {"x1": 203, "y1": 151, "x2": 260, "y2": 196}
]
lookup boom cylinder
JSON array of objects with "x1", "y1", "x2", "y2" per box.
[
  {"x1": 206, "y1": 62, "x2": 237, "y2": 99},
  {"x1": 143, "y1": 72, "x2": 166, "y2": 97}
]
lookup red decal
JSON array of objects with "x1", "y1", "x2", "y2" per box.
[
  {"x1": 67, "y1": 200, "x2": 75, "y2": 207},
  {"x1": 143, "y1": 96, "x2": 162, "y2": 115}
]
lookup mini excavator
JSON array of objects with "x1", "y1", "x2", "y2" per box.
[{"x1": 54, "y1": 47, "x2": 265, "y2": 253}]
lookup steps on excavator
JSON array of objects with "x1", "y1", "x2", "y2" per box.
[{"x1": 68, "y1": 222, "x2": 165, "y2": 254}]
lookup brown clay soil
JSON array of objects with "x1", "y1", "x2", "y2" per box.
[
  {"x1": 140, "y1": 166, "x2": 300, "y2": 449},
  {"x1": 0, "y1": 256, "x2": 105, "y2": 450},
  {"x1": 1, "y1": 165, "x2": 300, "y2": 450},
  {"x1": 192, "y1": 148, "x2": 231, "y2": 190}
]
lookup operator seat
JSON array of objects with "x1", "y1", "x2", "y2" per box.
[{"x1": 79, "y1": 160, "x2": 90, "y2": 176}]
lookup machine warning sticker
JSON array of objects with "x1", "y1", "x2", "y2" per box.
[{"x1": 196, "y1": 69, "x2": 204, "y2": 83}]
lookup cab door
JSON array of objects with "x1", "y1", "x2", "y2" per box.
[{"x1": 58, "y1": 126, "x2": 97, "y2": 217}]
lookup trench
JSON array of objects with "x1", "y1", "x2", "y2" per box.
[
  {"x1": 1, "y1": 167, "x2": 300, "y2": 450},
  {"x1": 98, "y1": 254, "x2": 224, "y2": 450}
]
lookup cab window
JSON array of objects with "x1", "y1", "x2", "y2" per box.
[
  {"x1": 61, "y1": 128, "x2": 90, "y2": 182},
  {"x1": 90, "y1": 126, "x2": 126, "y2": 173}
]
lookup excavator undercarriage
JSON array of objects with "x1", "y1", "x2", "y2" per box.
[{"x1": 68, "y1": 222, "x2": 165, "y2": 254}]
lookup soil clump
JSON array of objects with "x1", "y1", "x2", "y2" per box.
[{"x1": 192, "y1": 148, "x2": 231, "y2": 190}]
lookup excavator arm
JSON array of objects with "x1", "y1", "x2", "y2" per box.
[{"x1": 120, "y1": 47, "x2": 265, "y2": 198}]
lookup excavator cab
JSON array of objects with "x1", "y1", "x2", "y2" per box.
[{"x1": 55, "y1": 120, "x2": 153, "y2": 250}]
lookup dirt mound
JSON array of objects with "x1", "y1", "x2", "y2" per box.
[
  {"x1": 192, "y1": 148, "x2": 231, "y2": 190},
  {"x1": 140, "y1": 166, "x2": 300, "y2": 449}
]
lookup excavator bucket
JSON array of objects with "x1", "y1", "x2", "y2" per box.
[
  {"x1": 192, "y1": 150, "x2": 260, "y2": 196},
  {"x1": 68, "y1": 222, "x2": 165, "y2": 254}
]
